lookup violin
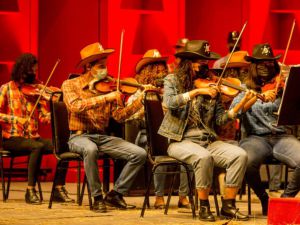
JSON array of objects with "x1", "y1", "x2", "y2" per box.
[
  {"x1": 21, "y1": 80, "x2": 61, "y2": 101},
  {"x1": 194, "y1": 76, "x2": 241, "y2": 98},
  {"x1": 261, "y1": 74, "x2": 285, "y2": 93},
  {"x1": 94, "y1": 75, "x2": 148, "y2": 94}
]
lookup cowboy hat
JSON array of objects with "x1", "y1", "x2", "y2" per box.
[
  {"x1": 221, "y1": 51, "x2": 250, "y2": 68},
  {"x1": 136, "y1": 49, "x2": 168, "y2": 73},
  {"x1": 174, "y1": 38, "x2": 189, "y2": 48},
  {"x1": 245, "y1": 43, "x2": 281, "y2": 62},
  {"x1": 175, "y1": 40, "x2": 220, "y2": 60},
  {"x1": 77, "y1": 42, "x2": 115, "y2": 68}
]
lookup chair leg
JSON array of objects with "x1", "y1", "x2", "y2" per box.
[
  {"x1": 212, "y1": 181, "x2": 219, "y2": 217},
  {"x1": 37, "y1": 179, "x2": 43, "y2": 201},
  {"x1": 48, "y1": 162, "x2": 61, "y2": 209},
  {"x1": 77, "y1": 161, "x2": 81, "y2": 204},
  {"x1": 284, "y1": 165, "x2": 289, "y2": 189},
  {"x1": 140, "y1": 167, "x2": 155, "y2": 217},
  {"x1": 103, "y1": 158, "x2": 110, "y2": 193},
  {"x1": 164, "y1": 169, "x2": 176, "y2": 215},
  {"x1": 182, "y1": 164, "x2": 196, "y2": 218},
  {"x1": 79, "y1": 175, "x2": 86, "y2": 206},
  {"x1": 247, "y1": 183, "x2": 251, "y2": 215},
  {"x1": 6, "y1": 157, "x2": 14, "y2": 200},
  {"x1": 0, "y1": 155, "x2": 6, "y2": 202}
]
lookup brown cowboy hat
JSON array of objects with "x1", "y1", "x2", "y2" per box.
[
  {"x1": 174, "y1": 38, "x2": 189, "y2": 48},
  {"x1": 175, "y1": 40, "x2": 220, "y2": 60},
  {"x1": 77, "y1": 42, "x2": 115, "y2": 68},
  {"x1": 135, "y1": 49, "x2": 168, "y2": 73},
  {"x1": 221, "y1": 51, "x2": 250, "y2": 68},
  {"x1": 245, "y1": 43, "x2": 281, "y2": 62}
]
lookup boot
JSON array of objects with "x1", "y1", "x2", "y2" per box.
[
  {"x1": 199, "y1": 200, "x2": 215, "y2": 222},
  {"x1": 221, "y1": 197, "x2": 249, "y2": 221},
  {"x1": 259, "y1": 192, "x2": 269, "y2": 216}
]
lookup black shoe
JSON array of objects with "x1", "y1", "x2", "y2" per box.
[
  {"x1": 104, "y1": 190, "x2": 136, "y2": 209},
  {"x1": 199, "y1": 206, "x2": 215, "y2": 222},
  {"x1": 53, "y1": 186, "x2": 75, "y2": 203},
  {"x1": 259, "y1": 193, "x2": 269, "y2": 216},
  {"x1": 93, "y1": 196, "x2": 107, "y2": 213},
  {"x1": 25, "y1": 188, "x2": 41, "y2": 205},
  {"x1": 220, "y1": 198, "x2": 249, "y2": 221}
]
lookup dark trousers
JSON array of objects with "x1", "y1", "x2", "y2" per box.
[{"x1": 3, "y1": 137, "x2": 68, "y2": 187}]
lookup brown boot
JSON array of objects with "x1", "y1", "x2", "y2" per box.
[
  {"x1": 178, "y1": 196, "x2": 191, "y2": 209},
  {"x1": 154, "y1": 196, "x2": 165, "y2": 209}
]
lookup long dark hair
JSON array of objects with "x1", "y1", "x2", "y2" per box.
[
  {"x1": 175, "y1": 58, "x2": 194, "y2": 93},
  {"x1": 11, "y1": 53, "x2": 37, "y2": 82},
  {"x1": 244, "y1": 60, "x2": 280, "y2": 91}
]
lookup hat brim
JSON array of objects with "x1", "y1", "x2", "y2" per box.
[
  {"x1": 136, "y1": 57, "x2": 168, "y2": 73},
  {"x1": 175, "y1": 51, "x2": 220, "y2": 60},
  {"x1": 244, "y1": 54, "x2": 281, "y2": 62},
  {"x1": 221, "y1": 61, "x2": 250, "y2": 68},
  {"x1": 77, "y1": 49, "x2": 115, "y2": 68}
]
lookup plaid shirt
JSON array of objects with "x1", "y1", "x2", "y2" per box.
[
  {"x1": 62, "y1": 73, "x2": 144, "y2": 133},
  {"x1": 0, "y1": 81, "x2": 50, "y2": 139}
]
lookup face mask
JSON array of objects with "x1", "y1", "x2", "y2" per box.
[
  {"x1": 256, "y1": 63, "x2": 276, "y2": 85},
  {"x1": 195, "y1": 64, "x2": 209, "y2": 79},
  {"x1": 23, "y1": 72, "x2": 36, "y2": 84},
  {"x1": 91, "y1": 68, "x2": 108, "y2": 80}
]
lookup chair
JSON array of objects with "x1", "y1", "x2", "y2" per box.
[
  {"x1": 140, "y1": 90, "x2": 196, "y2": 218},
  {"x1": 0, "y1": 126, "x2": 46, "y2": 202},
  {"x1": 247, "y1": 157, "x2": 289, "y2": 215},
  {"x1": 48, "y1": 92, "x2": 112, "y2": 209}
]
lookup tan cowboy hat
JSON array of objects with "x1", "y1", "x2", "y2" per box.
[
  {"x1": 221, "y1": 51, "x2": 250, "y2": 68},
  {"x1": 135, "y1": 49, "x2": 168, "y2": 73},
  {"x1": 174, "y1": 38, "x2": 189, "y2": 48},
  {"x1": 77, "y1": 42, "x2": 115, "y2": 68}
]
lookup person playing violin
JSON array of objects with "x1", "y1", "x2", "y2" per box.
[
  {"x1": 158, "y1": 40, "x2": 252, "y2": 221},
  {"x1": 0, "y1": 53, "x2": 73, "y2": 204},
  {"x1": 168, "y1": 38, "x2": 189, "y2": 73},
  {"x1": 126, "y1": 49, "x2": 191, "y2": 210},
  {"x1": 231, "y1": 43, "x2": 300, "y2": 215},
  {"x1": 61, "y1": 42, "x2": 155, "y2": 213}
]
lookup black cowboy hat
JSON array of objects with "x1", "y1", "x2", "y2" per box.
[
  {"x1": 175, "y1": 40, "x2": 220, "y2": 60},
  {"x1": 228, "y1": 31, "x2": 240, "y2": 44},
  {"x1": 245, "y1": 43, "x2": 281, "y2": 62}
]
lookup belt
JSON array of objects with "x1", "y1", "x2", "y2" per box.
[{"x1": 70, "y1": 130, "x2": 105, "y2": 135}]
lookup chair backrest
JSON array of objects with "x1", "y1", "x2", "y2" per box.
[
  {"x1": 50, "y1": 91, "x2": 70, "y2": 156},
  {"x1": 144, "y1": 90, "x2": 169, "y2": 157}
]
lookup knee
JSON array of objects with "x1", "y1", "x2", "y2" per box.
[
  {"x1": 130, "y1": 147, "x2": 147, "y2": 164},
  {"x1": 194, "y1": 154, "x2": 213, "y2": 169},
  {"x1": 82, "y1": 145, "x2": 99, "y2": 159}
]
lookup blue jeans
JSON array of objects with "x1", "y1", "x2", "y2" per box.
[
  {"x1": 240, "y1": 134, "x2": 300, "y2": 198},
  {"x1": 168, "y1": 139, "x2": 247, "y2": 189},
  {"x1": 68, "y1": 133, "x2": 147, "y2": 197}
]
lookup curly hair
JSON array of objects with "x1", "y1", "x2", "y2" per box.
[
  {"x1": 11, "y1": 53, "x2": 37, "y2": 82},
  {"x1": 135, "y1": 62, "x2": 168, "y2": 87}
]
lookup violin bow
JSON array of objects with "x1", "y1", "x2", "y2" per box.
[
  {"x1": 216, "y1": 21, "x2": 248, "y2": 87},
  {"x1": 27, "y1": 59, "x2": 61, "y2": 123},
  {"x1": 275, "y1": 19, "x2": 296, "y2": 94},
  {"x1": 116, "y1": 29, "x2": 125, "y2": 108}
]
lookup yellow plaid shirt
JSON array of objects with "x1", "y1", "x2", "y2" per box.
[
  {"x1": 62, "y1": 73, "x2": 144, "y2": 133},
  {"x1": 0, "y1": 81, "x2": 50, "y2": 139}
]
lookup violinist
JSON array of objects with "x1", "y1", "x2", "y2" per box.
[
  {"x1": 168, "y1": 38, "x2": 189, "y2": 73},
  {"x1": 230, "y1": 43, "x2": 300, "y2": 215},
  {"x1": 0, "y1": 53, "x2": 73, "y2": 204},
  {"x1": 126, "y1": 49, "x2": 191, "y2": 210},
  {"x1": 62, "y1": 42, "x2": 155, "y2": 213},
  {"x1": 158, "y1": 40, "x2": 251, "y2": 221}
]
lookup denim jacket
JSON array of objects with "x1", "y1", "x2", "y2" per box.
[{"x1": 158, "y1": 74, "x2": 231, "y2": 141}]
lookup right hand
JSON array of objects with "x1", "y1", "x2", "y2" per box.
[
  {"x1": 262, "y1": 89, "x2": 276, "y2": 102},
  {"x1": 198, "y1": 87, "x2": 218, "y2": 98},
  {"x1": 104, "y1": 91, "x2": 122, "y2": 103}
]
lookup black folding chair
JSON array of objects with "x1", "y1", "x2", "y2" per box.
[{"x1": 140, "y1": 90, "x2": 196, "y2": 218}]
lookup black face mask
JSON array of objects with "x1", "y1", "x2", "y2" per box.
[
  {"x1": 256, "y1": 63, "x2": 276, "y2": 85},
  {"x1": 23, "y1": 72, "x2": 36, "y2": 84},
  {"x1": 195, "y1": 64, "x2": 209, "y2": 79}
]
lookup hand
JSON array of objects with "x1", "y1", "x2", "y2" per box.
[
  {"x1": 244, "y1": 90, "x2": 256, "y2": 102},
  {"x1": 104, "y1": 91, "x2": 122, "y2": 103},
  {"x1": 200, "y1": 87, "x2": 218, "y2": 98},
  {"x1": 142, "y1": 84, "x2": 157, "y2": 91},
  {"x1": 262, "y1": 89, "x2": 276, "y2": 102}
]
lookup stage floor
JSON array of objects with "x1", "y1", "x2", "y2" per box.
[{"x1": 0, "y1": 182, "x2": 275, "y2": 225}]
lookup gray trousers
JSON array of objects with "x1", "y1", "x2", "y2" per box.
[
  {"x1": 168, "y1": 138, "x2": 247, "y2": 190},
  {"x1": 68, "y1": 133, "x2": 147, "y2": 197}
]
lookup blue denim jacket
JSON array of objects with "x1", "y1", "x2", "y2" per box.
[{"x1": 158, "y1": 74, "x2": 230, "y2": 141}]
